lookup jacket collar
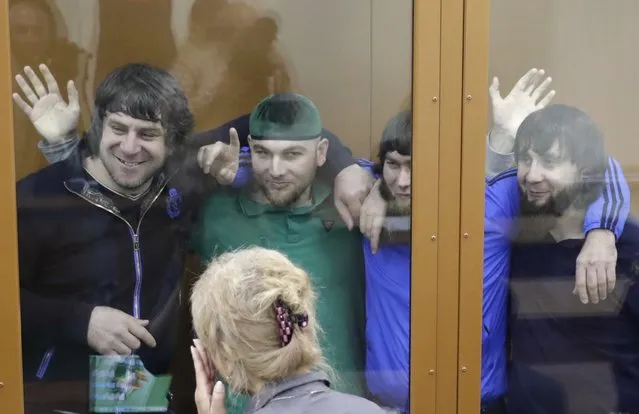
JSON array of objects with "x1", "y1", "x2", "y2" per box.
[
  {"x1": 62, "y1": 143, "x2": 170, "y2": 215},
  {"x1": 247, "y1": 371, "x2": 330, "y2": 413}
]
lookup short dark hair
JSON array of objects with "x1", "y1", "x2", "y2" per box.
[
  {"x1": 85, "y1": 63, "x2": 194, "y2": 157},
  {"x1": 375, "y1": 111, "x2": 411, "y2": 174},
  {"x1": 514, "y1": 104, "x2": 607, "y2": 181}
]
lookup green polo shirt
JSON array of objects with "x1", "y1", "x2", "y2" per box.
[{"x1": 191, "y1": 182, "x2": 367, "y2": 414}]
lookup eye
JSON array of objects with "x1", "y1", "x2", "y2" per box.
[
  {"x1": 111, "y1": 126, "x2": 126, "y2": 135},
  {"x1": 285, "y1": 151, "x2": 302, "y2": 158},
  {"x1": 141, "y1": 132, "x2": 159, "y2": 139},
  {"x1": 386, "y1": 161, "x2": 399, "y2": 169}
]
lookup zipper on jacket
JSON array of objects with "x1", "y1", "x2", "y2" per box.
[{"x1": 32, "y1": 182, "x2": 167, "y2": 380}]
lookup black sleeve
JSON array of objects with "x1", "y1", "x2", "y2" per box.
[
  {"x1": 319, "y1": 126, "x2": 355, "y2": 182},
  {"x1": 17, "y1": 179, "x2": 94, "y2": 348},
  {"x1": 169, "y1": 113, "x2": 355, "y2": 199}
]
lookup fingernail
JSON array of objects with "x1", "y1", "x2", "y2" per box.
[{"x1": 213, "y1": 381, "x2": 224, "y2": 394}]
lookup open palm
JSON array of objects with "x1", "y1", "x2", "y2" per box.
[
  {"x1": 13, "y1": 64, "x2": 80, "y2": 143},
  {"x1": 489, "y1": 68, "x2": 556, "y2": 137}
]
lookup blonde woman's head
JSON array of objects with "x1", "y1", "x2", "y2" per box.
[{"x1": 191, "y1": 246, "x2": 326, "y2": 394}]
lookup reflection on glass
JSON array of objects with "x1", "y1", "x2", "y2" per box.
[
  {"x1": 483, "y1": 3, "x2": 638, "y2": 413},
  {"x1": 10, "y1": 1, "x2": 413, "y2": 413},
  {"x1": 9, "y1": 0, "x2": 90, "y2": 180}
]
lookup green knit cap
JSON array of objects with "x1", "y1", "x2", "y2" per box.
[{"x1": 249, "y1": 93, "x2": 322, "y2": 140}]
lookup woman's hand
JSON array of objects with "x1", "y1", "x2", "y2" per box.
[{"x1": 191, "y1": 339, "x2": 227, "y2": 414}]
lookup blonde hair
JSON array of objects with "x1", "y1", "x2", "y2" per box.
[{"x1": 191, "y1": 247, "x2": 327, "y2": 394}]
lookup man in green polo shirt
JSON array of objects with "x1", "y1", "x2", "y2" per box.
[{"x1": 191, "y1": 93, "x2": 367, "y2": 413}]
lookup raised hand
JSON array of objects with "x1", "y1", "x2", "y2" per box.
[
  {"x1": 197, "y1": 128, "x2": 241, "y2": 186},
  {"x1": 489, "y1": 68, "x2": 556, "y2": 139},
  {"x1": 12, "y1": 64, "x2": 80, "y2": 143}
]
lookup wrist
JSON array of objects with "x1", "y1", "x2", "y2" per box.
[
  {"x1": 488, "y1": 126, "x2": 515, "y2": 154},
  {"x1": 586, "y1": 228, "x2": 616, "y2": 242},
  {"x1": 45, "y1": 129, "x2": 77, "y2": 144}
]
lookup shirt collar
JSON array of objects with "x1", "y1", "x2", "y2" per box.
[
  {"x1": 247, "y1": 371, "x2": 330, "y2": 413},
  {"x1": 237, "y1": 180, "x2": 332, "y2": 217}
]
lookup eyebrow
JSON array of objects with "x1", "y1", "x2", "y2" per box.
[
  {"x1": 283, "y1": 146, "x2": 308, "y2": 152},
  {"x1": 107, "y1": 120, "x2": 127, "y2": 128},
  {"x1": 107, "y1": 119, "x2": 161, "y2": 134},
  {"x1": 137, "y1": 126, "x2": 163, "y2": 134},
  {"x1": 387, "y1": 156, "x2": 411, "y2": 164}
]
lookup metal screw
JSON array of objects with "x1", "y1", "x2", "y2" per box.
[
  {"x1": 463, "y1": 232, "x2": 469, "y2": 238},
  {"x1": 428, "y1": 369, "x2": 435, "y2": 375},
  {"x1": 466, "y1": 95, "x2": 472, "y2": 101},
  {"x1": 461, "y1": 366, "x2": 468, "y2": 373},
  {"x1": 0, "y1": 382, "x2": 4, "y2": 388},
  {"x1": 431, "y1": 235, "x2": 437, "y2": 241},
  {"x1": 432, "y1": 96, "x2": 439, "y2": 103}
]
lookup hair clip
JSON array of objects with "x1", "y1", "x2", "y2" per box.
[{"x1": 273, "y1": 299, "x2": 308, "y2": 347}]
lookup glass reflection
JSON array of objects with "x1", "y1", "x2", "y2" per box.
[
  {"x1": 482, "y1": 3, "x2": 638, "y2": 413},
  {"x1": 9, "y1": 1, "x2": 414, "y2": 413}
]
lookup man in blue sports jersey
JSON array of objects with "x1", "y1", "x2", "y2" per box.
[
  {"x1": 359, "y1": 72, "x2": 630, "y2": 413},
  {"x1": 505, "y1": 104, "x2": 639, "y2": 414}
]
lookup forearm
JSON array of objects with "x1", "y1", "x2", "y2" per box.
[
  {"x1": 485, "y1": 130, "x2": 515, "y2": 178},
  {"x1": 584, "y1": 157, "x2": 630, "y2": 238}
]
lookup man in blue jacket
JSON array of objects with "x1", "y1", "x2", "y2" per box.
[{"x1": 506, "y1": 105, "x2": 639, "y2": 414}]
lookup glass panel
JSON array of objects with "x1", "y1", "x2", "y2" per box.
[
  {"x1": 483, "y1": 1, "x2": 638, "y2": 413},
  {"x1": 9, "y1": 0, "x2": 413, "y2": 413}
]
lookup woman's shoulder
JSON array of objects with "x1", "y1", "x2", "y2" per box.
[{"x1": 256, "y1": 388, "x2": 389, "y2": 414}]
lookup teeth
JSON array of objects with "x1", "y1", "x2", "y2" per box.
[{"x1": 117, "y1": 157, "x2": 141, "y2": 167}]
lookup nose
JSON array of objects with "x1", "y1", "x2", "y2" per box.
[
  {"x1": 120, "y1": 131, "x2": 141, "y2": 155},
  {"x1": 525, "y1": 160, "x2": 544, "y2": 183},
  {"x1": 398, "y1": 167, "x2": 411, "y2": 189},
  {"x1": 269, "y1": 156, "x2": 285, "y2": 177}
]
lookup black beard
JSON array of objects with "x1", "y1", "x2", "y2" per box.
[
  {"x1": 380, "y1": 179, "x2": 411, "y2": 216},
  {"x1": 516, "y1": 183, "x2": 584, "y2": 242}
]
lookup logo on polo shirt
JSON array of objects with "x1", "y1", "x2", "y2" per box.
[{"x1": 321, "y1": 220, "x2": 335, "y2": 232}]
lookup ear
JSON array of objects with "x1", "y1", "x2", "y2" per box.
[{"x1": 316, "y1": 137, "x2": 329, "y2": 167}]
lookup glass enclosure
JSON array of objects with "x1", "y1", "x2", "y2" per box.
[{"x1": 3, "y1": 1, "x2": 419, "y2": 413}]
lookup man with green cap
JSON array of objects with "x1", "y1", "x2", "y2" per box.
[{"x1": 190, "y1": 92, "x2": 367, "y2": 413}]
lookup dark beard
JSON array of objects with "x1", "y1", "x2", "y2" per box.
[
  {"x1": 251, "y1": 179, "x2": 308, "y2": 208},
  {"x1": 516, "y1": 180, "x2": 602, "y2": 243},
  {"x1": 380, "y1": 179, "x2": 411, "y2": 216}
]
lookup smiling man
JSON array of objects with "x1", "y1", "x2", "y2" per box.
[
  {"x1": 14, "y1": 63, "x2": 209, "y2": 414},
  {"x1": 190, "y1": 93, "x2": 368, "y2": 414},
  {"x1": 506, "y1": 105, "x2": 639, "y2": 414}
]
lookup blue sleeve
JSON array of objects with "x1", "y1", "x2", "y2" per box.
[
  {"x1": 355, "y1": 158, "x2": 378, "y2": 177},
  {"x1": 584, "y1": 157, "x2": 630, "y2": 239},
  {"x1": 38, "y1": 137, "x2": 80, "y2": 164},
  {"x1": 485, "y1": 168, "x2": 520, "y2": 223}
]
